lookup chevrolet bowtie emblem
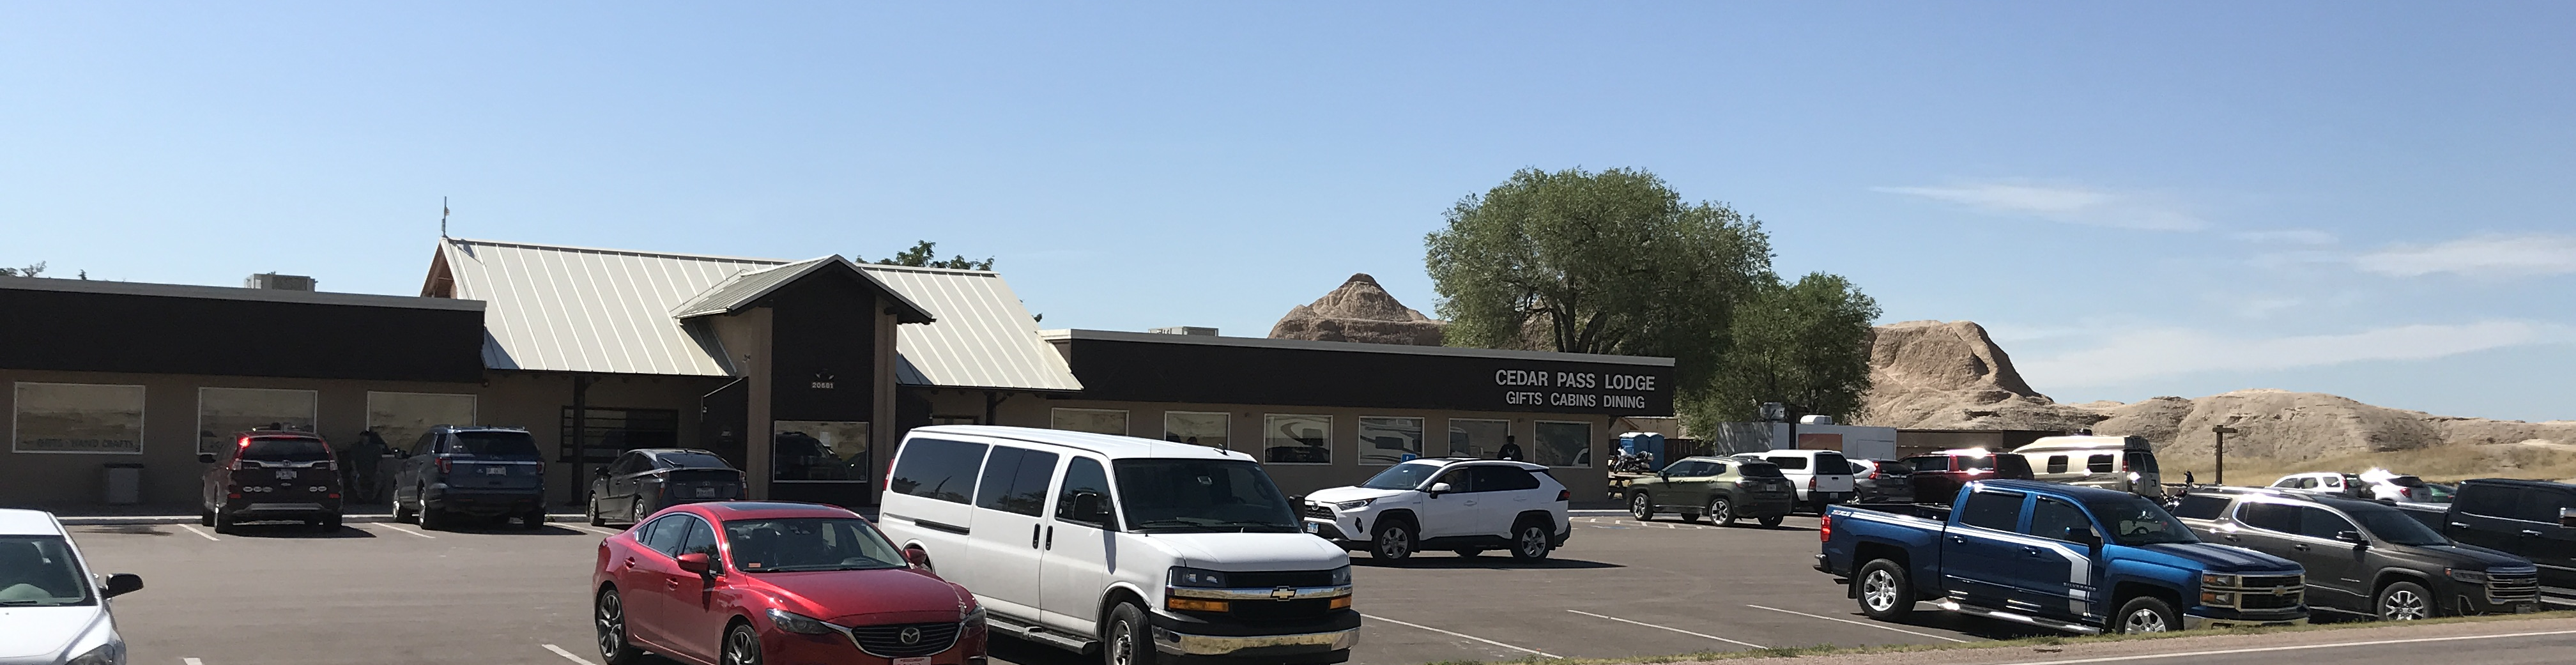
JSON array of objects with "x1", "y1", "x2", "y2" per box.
[{"x1": 1271, "y1": 586, "x2": 1297, "y2": 600}]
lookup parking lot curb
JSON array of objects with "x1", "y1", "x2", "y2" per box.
[{"x1": 57, "y1": 514, "x2": 590, "y2": 526}]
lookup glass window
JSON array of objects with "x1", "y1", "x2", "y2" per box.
[
  {"x1": 1112, "y1": 459, "x2": 1298, "y2": 532},
  {"x1": 2125, "y1": 452, "x2": 2159, "y2": 473},
  {"x1": 772, "y1": 420, "x2": 870, "y2": 482},
  {"x1": 1050, "y1": 408, "x2": 1128, "y2": 436},
  {"x1": 1261, "y1": 414, "x2": 1333, "y2": 464},
  {"x1": 2347, "y1": 505, "x2": 2447, "y2": 546},
  {"x1": 1706, "y1": 462, "x2": 1729, "y2": 476},
  {"x1": 1162, "y1": 411, "x2": 1229, "y2": 450},
  {"x1": 1360, "y1": 462, "x2": 1442, "y2": 490},
  {"x1": 1740, "y1": 462, "x2": 1784, "y2": 478},
  {"x1": 677, "y1": 518, "x2": 721, "y2": 563},
  {"x1": 638, "y1": 515, "x2": 693, "y2": 556},
  {"x1": 1995, "y1": 454, "x2": 2035, "y2": 477},
  {"x1": 657, "y1": 452, "x2": 730, "y2": 469},
  {"x1": 1907, "y1": 456, "x2": 1950, "y2": 472},
  {"x1": 1958, "y1": 491, "x2": 2025, "y2": 531},
  {"x1": 2084, "y1": 495, "x2": 2200, "y2": 545},
  {"x1": 238, "y1": 436, "x2": 332, "y2": 462},
  {"x1": 1473, "y1": 466, "x2": 1541, "y2": 491},
  {"x1": 1448, "y1": 418, "x2": 1509, "y2": 458},
  {"x1": 368, "y1": 392, "x2": 477, "y2": 461},
  {"x1": 974, "y1": 446, "x2": 1059, "y2": 517},
  {"x1": 2294, "y1": 507, "x2": 2357, "y2": 540},
  {"x1": 1054, "y1": 457, "x2": 1116, "y2": 528},
  {"x1": 450, "y1": 431, "x2": 542, "y2": 460},
  {"x1": 2087, "y1": 454, "x2": 2117, "y2": 473},
  {"x1": 888, "y1": 438, "x2": 988, "y2": 504},
  {"x1": 726, "y1": 517, "x2": 904, "y2": 572},
  {"x1": 1770, "y1": 455, "x2": 1809, "y2": 471},
  {"x1": 610, "y1": 453, "x2": 648, "y2": 477},
  {"x1": 2029, "y1": 498, "x2": 2097, "y2": 543},
  {"x1": 2044, "y1": 455, "x2": 2069, "y2": 474},
  {"x1": 195, "y1": 387, "x2": 316, "y2": 456},
  {"x1": 1434, "y1": 468, "x2": 1476, "y2": 493},
  {"x1": 2511, "y1": 490, "x2": 2575, "y2": 524},
  {"x1": 1816, "y1": 452, "x2": 1850, "y2": 475},
  {"x1": 2237, "y1": 502, "x2": 2297, "y2": 533},
  {"x1": 1533, "y1": 421, "x2": 1590, "y2": 468},
  {"x1": 2451, "y1": 484, "x2": 2514, "y2": 518},
  {"x1": 0, "y1": 535, "x2": 95, "y2": 606},
  {"x1": 2170, "y1": 494, "x2": 2233, "y2": 521},
  {"x1": 1357, "y1": 417, "x2": 1424, "y2": 465},
  {"x1": 13, "y1": 382, "x2": 145, "y2": 454}
]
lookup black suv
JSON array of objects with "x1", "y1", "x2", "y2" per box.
[
  {"x1": 199, "y1": 429, "x2": 344, "y2": 532},
  {"x1": 2393, "y1": 478, "x2": 2576, "y2": 608},
  {"x1": 391, "y1": 425, "x2": 547, "y2": 530},
  {"x1": 585, "y1": 448, "x2": 746, "y2": 526},
  {"x1": 2170, "y1": 487, "x2": 2540, "y2": 619}
]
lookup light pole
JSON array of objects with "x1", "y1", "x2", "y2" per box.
[{"x1": 2211, "y1": 425, "x2": 2238, "y2": 485}]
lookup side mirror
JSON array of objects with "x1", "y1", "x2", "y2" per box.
[
  {"x1": 1427, "y1": 482, "x2": 1454, "y2": 497},
  {"x1": 1071, "y1": 491, "x2": 1112, "y2": 524},
  {"x1": 675, "y1": 552, "x2": 713, "y2": 575},
  {"x1": 2335, "y1": 530, "x2": 2367, "y2": 545},
  {"x1": 903, "y1": 548, "x2": 933, "y2": 570},
  {"x1": 593, "y1": 466, "x2": 611, "y2": 477},
  {"x1": 196, "y1": 453, "x2": 216, "y2": 464},
  {"x1": 2560, "y1": 507, "x2": 2575, "y2": 530},
  {"x1": 101, "y1": 573, "x2": 143, "y2": 599}
]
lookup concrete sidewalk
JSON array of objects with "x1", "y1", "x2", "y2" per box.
[{"x1": 20, "y1": 502, "x2": 588, "y2": 525}]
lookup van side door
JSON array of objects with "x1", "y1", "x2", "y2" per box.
[
  {"x1": 1038, "y1": 455, "x2": 1117, "y2": 636},
  {"x1": 963, "y1": 445, "x2": 1062, "y2": 621},
  {"x1": 882, "y1": 438, "x2": 990, "y2": 586}
]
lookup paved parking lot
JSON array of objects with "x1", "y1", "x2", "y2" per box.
[{"x1": 67, "y1": 512, "x2": 2050, "y2": 665}]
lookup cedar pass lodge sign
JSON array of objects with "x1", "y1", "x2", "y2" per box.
[{"x1": 1494, "y1": 369, "x2": 1657, "y2": 411}]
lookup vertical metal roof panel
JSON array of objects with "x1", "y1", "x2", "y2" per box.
[{"x1": 862, "y1": 265, "x2": 1081, "y2": 392}]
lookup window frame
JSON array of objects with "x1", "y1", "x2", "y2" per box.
[
  {"x1": 1049, "y1": 408, "x2": 1130, "y2": 436},
  {"x1": 1957, "y1": 490, "x2": 2027, "y2": 533},
  {"x1": 2028, "y1": 496, "x2": 2099, "y2": 544},
  {"x1": 1446, "y1": 418, "x2": 1510, "y2": 459},
  {"x1": 1260, "y1": 413, "x2": 1335, "y2": 466},
  {"x1": 1160, "y1": 411, "x2": 1230, "y2": 451},
  {"x1": 195, "y1": 386, "x2": 318, "y2": 457},
  {"x1": 13, "y1": 381, "x2": 148, "y2": 455},
  {"x1": 1531, "y1": 420, "x2": 1593, "y2": 468},
  {"x1": 1356, "y1": 416, "x2": 1426, "y2": 466}
]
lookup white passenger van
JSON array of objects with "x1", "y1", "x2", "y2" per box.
[
  {"x1": 876, "y1": 426, "x2": 1357, "y2": 665},
  {"x1": 2011, "y1": 434, "x2": 2165, "y2": 498}
]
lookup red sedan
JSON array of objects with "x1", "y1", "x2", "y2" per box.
[{"x1": 593, "y1": 501, "x2": 988, "y2": 665}]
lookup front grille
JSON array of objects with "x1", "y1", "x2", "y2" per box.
[
  {"x1": 2237, "y1": 593, "x2": 2301, "y2": 610},
  {"x1": 1305, "y1": 503, "x2": 1335, "y2": 519},
  {"x1": 2489, "y1": 576, "x2": 2541, "y2": 604},
  {"x1": 847, "y1": 621, "x2": 963, "y2": 657},
  {"x1": 1223, "y1": 569, "x2": 1340, "y2": 588},
  {"x1": 1229, "y1": 598, "x2": 1339, "y2": 622},
  {"x1": 2238, "y1": 575, "x2": 2301, "y2": 590}
]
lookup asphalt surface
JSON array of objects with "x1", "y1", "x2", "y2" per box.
[{"x1": 60, "y1": 511, "x2": 2554, "y2": 665}]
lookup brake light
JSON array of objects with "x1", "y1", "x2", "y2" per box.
[
  {"x1": 436, "y1": 457, "x2": 452, "y2": 473},
  {"x1": 1809, "y1": 477, "x2": 1818, "y2": 490},
  {"x1": 1820, "y1": 513, "x2": 1832, "y2": 542},
  {"x1": 1556, "y1": 489, "x2": 1570, "y2": 501}
]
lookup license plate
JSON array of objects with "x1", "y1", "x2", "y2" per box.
[
  {"x1": 481, "y1": 466, "x2": 508, "y2": 475},
  {"x1": 275, "y1": 470, "x2": 296, "y2": 479},
  {"x1": 691, "y1": 487, "x2": 714, "y2": 498},
  {"x1": 894, "y1": 658, "x2": 931, "y2": 665}
]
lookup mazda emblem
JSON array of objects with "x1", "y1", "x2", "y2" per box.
[{"x1": 898, "y1": 627, "x2": 923, "y2": 645}]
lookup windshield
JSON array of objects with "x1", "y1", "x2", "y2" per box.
[
  {"x1": 451, "y1": 432, "x2": 542, "y2": 459},
  {"x1": 1360, "y1": 462, "x2": 1442, "y2": 490},
  {"x1": 724, "y1": 517, "x2": 905, "y2": 572},
  {"x1": 240, "y1": 436, "x2": 331, "y2": 462},
  {"x1": 2083, "y1": 495, "x2": 2200, "y2": 546},
  {"x1": 2349, "y1": 505, "x2": 2448, "y2": 546},
  {"x1": 1740, "y1": 463, "x2": 1784, "y2": 478},
  {"x1": 1115, "y1": 459, "x2": 1299, "y2": 532},
  {"x1": 0, "y1": 536, "x2": 94, "y2": 607}
]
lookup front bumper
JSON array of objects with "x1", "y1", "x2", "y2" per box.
[
  {"x1": 1149, "y1": 608, "x2": 1359, "y2": 662},
  {"x1": 224, "y1": 501, "x2": 340, "y2": 519}
]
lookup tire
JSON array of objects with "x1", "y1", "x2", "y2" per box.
[
  {"x1": 586, "y1": 494, "x2": 607, "y2": 527},
  {"x1": 212, "y1": 510, "x2": 236, "y2": 534},
  {"x1": 1371, "y1": 519, "x2": 1416, "y2": 561},
  {"x1": 1509, "y1": 521, "x2": 1553, "y2": 560},
  {"x1": 595, "y1": 588, "x2": 643, "y2": 665},
  {"x1": 2113, "y1": 595, "x2": 2179, "y2": 634},
  {"x1": 1630, "y1": 491, "x2": 1656, "y2": 521},
  {"x1": 522, "y1": 508, "x2": 549, "y2": 530},
  {"x1": 420, "y1": 505, "x2": 448, "y2": 531},
  {"x1": 199, "y1": 508, "x2": 215, "y2": 527},
  {"x1": 1759, "y1": 516, "x2": 1784, "y2": 528},
  {"x1": 394, "y1": 496, "x2": 417, "y2": 524},
  {"x1": 318, "y1": 515, "x2": 342, "y2": 532},
  {"x1": 1709, "y1": 498, "x2": 1737, "y2": 526},
  {"x1": 1454, "y1": 549, "x2": 1485, "y2": 558},
  {"x1": 722, "y1": 622, "x2": 764, "y2": 665},
  {"x1": 2377, "y1": 581, "x2": 2433, "y2": 621},
  {"x1": 1104, "y1": 602, "x2": 1157, "y2": 665},
  {"x1": 1855, "y1": 559, "x2": 1915, "y2": 620}
]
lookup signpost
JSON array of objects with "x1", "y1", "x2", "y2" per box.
[{"x1": 2211, "y1": 424, "x2": 2239, "y2": 485}]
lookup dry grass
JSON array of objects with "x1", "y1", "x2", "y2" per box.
[
  {"x1": 2156, "y1": 443, "x2": 2576, "y2": 485},
  {"x1": 1415, "y1": 612, "x2": 2568, "y2": 665}
]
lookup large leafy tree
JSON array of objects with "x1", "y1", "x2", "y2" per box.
[
  {"x1": 1425, "y1": 167, "x2": 1775, "y2": 395},
  {"x1": 1692, "y1": 273, "x2": 1882, "y2": 427}
]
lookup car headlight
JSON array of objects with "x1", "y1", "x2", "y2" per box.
[
  {"x1": 1329, "y1": 565, "x2": 1351, "y2": 586},
  {"x1": 65, "y1": 642, "x2": 121, "y2": 665},
  {"x1": 2200, "y1": 573, "x2": 2239, "y2": 588},
  {"x1": 1169, "y1": 567, "x2": 1229, "y2": 588},
  {"x1": 2447, "y1": 568, "x2": 2488, "y2": 584},
  {"x1": 963, "y1": 604, "x2": 986, "y2": 625},
  {"x1": 766, "y1": 608, "x2": 836, "y2": 635},
  {"x1": 1334, "y1": 498, "x2": 1375, "y2": 510}
]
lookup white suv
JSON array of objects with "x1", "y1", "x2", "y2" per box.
[
  {"x1": 1301, "y1": 458, "x2": 1571, "y2": 561},
  {"x1": 1, "y1": 508, "x2": 146, "y2": 665},
  {"x1": 1733, "y1": 450, "x2": 1856, "y2": 512},
  {"x1": 875, "y1": 426, "x2": 1356, "y2": 665}
]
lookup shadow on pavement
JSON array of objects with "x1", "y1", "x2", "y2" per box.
[
  {"x1": 413, "y1": 522, "x2": 606, "y2": 537},
  {"x1": 1353, "y1": 556, "x2": 1622, "y2": 570},
  {"x1": 217, "y1": 523, "x2": 381, "y2": 539},
  {"x1": 990, "y1": 633, "x2": 1098, "y2": 665}
]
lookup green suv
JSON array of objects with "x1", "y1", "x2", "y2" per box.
[{"x1": 1627, "y1": 456, "x2": 1797, "y2": 527}]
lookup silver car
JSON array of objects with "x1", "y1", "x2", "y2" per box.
[{"x1": 0, "y1": 508, "x2": 144, "y2": 665}]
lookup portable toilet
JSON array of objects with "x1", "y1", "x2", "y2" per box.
[{"x1": 1618, "y1": 432, "x2": 1668, "y2": 470}]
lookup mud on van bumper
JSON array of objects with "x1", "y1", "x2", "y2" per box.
[{"x1": 1149, "y1": 609, "x2": 1358, "y2": 663}]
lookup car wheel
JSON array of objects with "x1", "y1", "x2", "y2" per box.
[
  {"x1": 2378, "y1": 581, "x2": 2432, "y2": 621},
  {"x1": 1510, "y1": 521, "x2": 1552, "y2": 560},
  {"x1": 212, "y1": 510, "x2": 236, "y2": 534},
  {"x1": 199, "y1": 508, "x2": 214, "y2": 527},
  {"x1": 319, "y1": 515, "x2": 342, "y2": 532},
  {"x1": 420, "y1": 505, "x2": 448, "y2": 531},
  {"x1": 595, "y1": 588, "x2": 643, "y2": 665},
  {"x1": 1855, "y1": 559, "x2": 1915, "y2": 620},
  {"x1": 2114, "y1": 595, "x2": 2179, "y2": 634},
  {"x1": 1709, "y1": 498, "x2": 1737, "y2": 526},
  {"x1": 522, "y1": 507, "x2": 549, "y2": 530},
  {"x1": 723, "y1": 622, "x2": 764, "y2": 665},
  {"x1": 1759, "y1": 516, "x2": 1784, "y2": 528},
  {"x1": 394, "y1": 496, "x2": 417, "y2": 524},
  {"x1": 1372, "y1": 520, "x2": 1416, "y2": 561},
  {"x1": 1105, "y1": 602, "x2": 1157, "y2": 665},
  {"x1": 1630, "y1": 492, "x2": 1655, "y2": 521},
  {"x1": 586, "y1": 494, "x2": 607, "y2": 527}
]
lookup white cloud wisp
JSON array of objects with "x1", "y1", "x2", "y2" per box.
[
  {"x1": 1873, "y1": 182, "x2": 2208, "y2": 231},
  {"x1": 2354, "y1": 233, "x2": 2576, "y2": 279},
  {"x1": 2019, "y1": 320, "x2": 2566, "y2": 388}
]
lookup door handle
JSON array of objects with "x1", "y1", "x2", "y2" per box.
[
  {"x1": 1031, "y1": 524, "x2": 1041, "y2": 548},
  {"x1": 2220, "y1": 535, "x2": 2238, "y2": 541},
  {"x1": 2522, "y1": 530, "x2": 2545, "y2": 538},
  {"x1": 2291, "y1": 544, "x2": 2309, "y2": 551},
  {"x1": 1045, "y1": 526, "x2": 1055, "y2": 549},
  {"x1": 2022, "y1": 546, "x2": 2043, "y2": 558},
  {"x1": 665, "y1": 578, "x2": 680, "y2": 590},
  {"x1": 623, "y1": 557, "x2": 636, "y2": 570},
  {"x1": 2451, "y1": 523, "x2": 2471, "y2": 530},
  {"x1": 1950, "y1": 536, "x2": 1966, "y2": 544}
]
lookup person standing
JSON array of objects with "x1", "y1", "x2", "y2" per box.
[{"x1": 346, "y1": 430, "x2": 388, "y2": 504}]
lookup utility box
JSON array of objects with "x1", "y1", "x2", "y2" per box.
[{"x1": 103, "y1": 463, "x2": 144, "y2": 505}]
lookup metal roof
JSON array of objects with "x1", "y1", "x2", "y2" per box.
[
  {"x1": 1, "y1": 274, "x2": 483, "y2": 311},
  {"x1": 669, "y1": 256, "x2": 936, "y2": 324},
  {"x1": 431, "y1": 238, "x2": 1078, "y2": 392},
  {"x1": 1039, "y1": 328, "x2": 1676, "y2": 366}
]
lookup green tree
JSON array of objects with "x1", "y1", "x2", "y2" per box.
[
  {"x1": 862, "y1": 241, "x2": 994, "y2": 270},
  {"x1": 1425, "y1": 167, "x2": 1775, "y2": 396},
  {"x1": 0, "y1": 261, "x2": 45, "y2": 277},
  {"x1": 1691, "y1": 273, "x2": 1882, "y2": 428}
]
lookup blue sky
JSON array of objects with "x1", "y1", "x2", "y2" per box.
[{"x1": 4, "y1": 3, "x2": 2571, "y2": 420}]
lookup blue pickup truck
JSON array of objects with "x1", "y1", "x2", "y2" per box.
[{"x1": 1819, "y1": 480, "x2": 2310, "y2": 634}]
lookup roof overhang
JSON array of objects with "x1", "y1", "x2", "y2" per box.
[{"x1": 670, "y1": 256, "x2": 936, "y2": 324}]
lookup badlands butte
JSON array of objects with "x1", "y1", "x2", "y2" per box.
[{"x1": 1860, "y1": 319, "x2": 2576, "y2": 483}]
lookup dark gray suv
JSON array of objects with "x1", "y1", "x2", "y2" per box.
[{"x1": 391, "y1": 425, "x2": 547, "y2": 530}]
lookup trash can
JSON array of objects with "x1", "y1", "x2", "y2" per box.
[{"x1": 103, "y1": 463, "x2": 144, "y2": 505}]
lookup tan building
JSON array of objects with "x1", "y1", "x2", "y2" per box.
[{"x1": 1, "y1": 238, "x2": 1673, "y2": 510}]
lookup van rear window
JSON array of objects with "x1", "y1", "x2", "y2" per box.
[{"x1": 240, "y1": 436, "x2": 331, "y2": 462}]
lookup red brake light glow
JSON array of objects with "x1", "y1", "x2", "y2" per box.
[{"x1": 1820, "y1": 513, "x2": 1832, "y2": 542}]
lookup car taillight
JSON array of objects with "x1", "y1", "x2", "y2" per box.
[
  {"x1": 1556, "y1": 489, "x2": 1570, "y2": 501},
  {"x1": 436, "y1": 457, "x2": 452, "y2": 473},
  {"x1": 1820, "y1": 513, "x2": 1832, "y2": 542},
  {"x1": 1809, "y1": 477, "x2": 1818, "y2": 489}
]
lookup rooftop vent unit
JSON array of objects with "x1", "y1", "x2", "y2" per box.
[
  {"x1": 245, "y1": 273, "x2": 316, "y2": 291},
  {"x1": 1147, "y1": 326, "x2": 1218, "y2": 336}
]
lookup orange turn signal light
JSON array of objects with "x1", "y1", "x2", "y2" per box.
[
  {"x1": 1166, "y1": 597, "x2": 1229, "y2": 613},
  {"x1": 1328, "y1": 595, "x2": 1352, "y2": 609}
]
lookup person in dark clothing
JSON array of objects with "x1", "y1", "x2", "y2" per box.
[{"x1": 346, "y1": 430, "x2": 388, "y2": 503}]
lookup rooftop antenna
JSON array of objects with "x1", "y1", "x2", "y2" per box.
[{"x1": 440, "y1": 197, "x2": 450, "y2": 238}]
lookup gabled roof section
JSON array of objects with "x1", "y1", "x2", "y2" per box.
[
  {"x1": 670, "y1": 256, "x2": 936, "y2": 324},
  {"x1": 867, "y1": 264, "x2": 1079, "y2": 392}
]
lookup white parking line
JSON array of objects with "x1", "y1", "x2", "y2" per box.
[
  {"x1": 1361, "y1": 613, "x2": 1561, "y2": 658},
  {"x1": 367, "y1": 523, "x2": 438, "y2": 539},
  {"x1": 183, "y1": 658, "x2": 205, "y2": 665},
  {"x1": 1742, "y1": 604, "x2": 1970, "y2": 643},
  {"x1": 1986, "y1": 628, "x2": 2576, "y2": 665},
  {"x1": 1566, "y1": 609, "x2": 1766, "y2": 649},
  {"x1": 176, "y1": 525, "x2": 219, "y2": 542},
  {"x1": 542, "y1": 643, "x2": 600, "y2": 665}
]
